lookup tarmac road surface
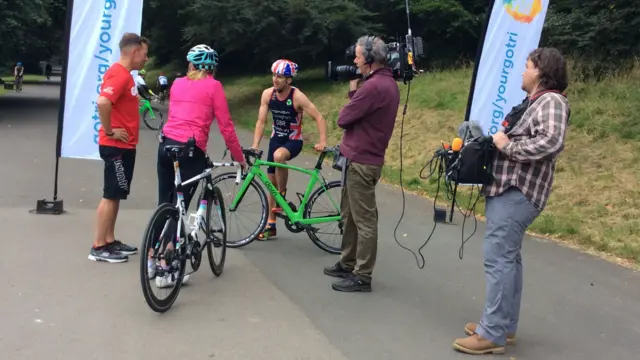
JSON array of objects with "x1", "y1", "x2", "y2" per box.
[{"x1": 0, "y1": 83, "x2": 639, "y2": 360}]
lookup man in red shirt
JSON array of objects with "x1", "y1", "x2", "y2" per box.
[{"x1": 88, "y1": 33, "x2": 149, "y2": 263}]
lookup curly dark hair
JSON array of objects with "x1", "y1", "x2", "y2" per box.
[{"x1": 527, "y1": 47, "x2": 568, "y2": 92}]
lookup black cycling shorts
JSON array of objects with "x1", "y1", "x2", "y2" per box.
[
  {"x1": 156, "y1": 136, "x2": 206, "y2": 208},
  {"x1": 267, "y1": 136, "x2": 303, "y2": 174},
  {"x1": 99, "y1": 145, "x2": 136, "y2": 200}
]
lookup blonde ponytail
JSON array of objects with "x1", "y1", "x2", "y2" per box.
[{"x1": 187, "y1": 68, "x2": 215, "y2": 81}]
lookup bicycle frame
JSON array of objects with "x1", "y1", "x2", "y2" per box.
[
  {"x1": 158, "y1": 153, "x2": 241, "y2": 251},
  {"x1": 139, "y1": 99, "x2": 154, "y2": 116},
  {"x1": 229, "y1": 157, "x2": 341, "y2": 226}
]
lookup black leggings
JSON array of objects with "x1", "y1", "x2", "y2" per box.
[{"x1": 156, "y1": 136, "x2": 206, "y2": 209}]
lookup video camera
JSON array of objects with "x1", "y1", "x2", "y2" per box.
[{"x1": 325, "y1": 34, "x2": 424, "y2": 84}]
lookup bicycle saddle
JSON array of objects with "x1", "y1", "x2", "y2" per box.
[
  {"x1": 164, "y1": 145, "x2": 185, "y2": 154},
  {"x1": 165, "y1": 138, "x2": 196, "y2": 157}
]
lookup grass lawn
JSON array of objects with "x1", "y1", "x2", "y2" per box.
[{"x1": 151, "y1": 61, "x2": 640, "y2": 267}]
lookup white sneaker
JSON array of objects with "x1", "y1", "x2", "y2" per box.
[
  {"x1": 155, "y1": 270, "x2": 190, "y2": 289},
  {"x1": 147, "y1": 259, "x2": 156, "y2": 279}
]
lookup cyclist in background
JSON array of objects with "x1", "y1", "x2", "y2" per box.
[
  {"x1": 44, "y1": 62, "x2": 52, "y2": 81},
  {"x1": 156, "y1": 72, "x2": 169, "y2": 101},
  {"x1": 149, "y1": 44, "x2": 247, "y2": 288},
  {"x1": 250, "y1": 59, "x2": 327, "y2": 240},
  {"x1": 14, "y1": 62, "x2": 24, "y2": 92},
  {"x1": 133, "y1": 69, "x2": 155, "y2": 101}
]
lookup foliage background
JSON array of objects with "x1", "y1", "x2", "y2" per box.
[{"x1": 2, "y1": 0, "x2": 638, "y2": 77}]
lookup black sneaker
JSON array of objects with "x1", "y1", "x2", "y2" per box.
[
  {"x1": 323, "y1": 261, "x2": 353, "y2": 278},
  {"x1": 331, "y1": 274, "x2": 372, "y2": 292},
  {"x1": 105, "y1": 240, "x2": 138, "y2": 255},
  {"x1": 88, "y1": 245, "x2": 128, "y2": 263}
]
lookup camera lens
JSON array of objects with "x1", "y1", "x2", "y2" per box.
[
  {"x1": 326, "y1": 62, "x2": 362, "y2": 81},
  {"x1": 335, "y1": 65, "x2": 361, "y2": 80}
]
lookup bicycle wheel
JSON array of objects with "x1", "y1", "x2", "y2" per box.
[
  {"x1": 210, "y1": 171, "x2": 268, "y2": 248},
  {"x1": 303, "y1": 180, "x2": 343, "y2": 255},
  {"x1": 206, "y1": 185, "x2": 227, "y2": 276},
  {"x1": 140, "y1": 202, "x2": 187, "y2": 313},
  {"x1": 143, "y1": 107, "x2": 164, "y2": 130}
]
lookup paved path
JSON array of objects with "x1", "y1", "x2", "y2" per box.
[{"x1": 0, "y1": 84, "x2": 639, "y2": 360}]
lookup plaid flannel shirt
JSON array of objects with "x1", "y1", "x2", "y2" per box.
[{"x1": 485, "y1": 92, "x2": 571, "y2": 211}]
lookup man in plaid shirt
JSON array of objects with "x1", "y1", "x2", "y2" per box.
[{"x1": 454, "y1": 47, "x2": 571, "y2": 355}]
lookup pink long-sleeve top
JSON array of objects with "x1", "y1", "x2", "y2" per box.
[{"x1": 162, "y1": 75, "x2": 244, "y2": 163}]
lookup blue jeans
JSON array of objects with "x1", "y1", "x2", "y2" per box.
[{"x1": 476, "y1": 187, "x2": 541, "y2": 346}]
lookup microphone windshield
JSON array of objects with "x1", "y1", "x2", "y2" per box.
[
  {"x1": 451, "y1": 137, "x2": 463, "y2": 152},
  {"x1": 458, "y1": 121, "x2": 484, "y2": 142}
]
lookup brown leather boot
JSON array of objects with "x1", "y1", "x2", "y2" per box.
[
  {"x1": 453, "y1": 333, "x2": 505, "y2": 355},
  {"x1": 464, "y1": 322, "x2": 516, "y2": 345}
]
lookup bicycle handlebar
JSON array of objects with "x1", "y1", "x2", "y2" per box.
[
  {"x1": 222, "y1": 145, "x2": 340, "y2": 167},
  {"x1": 204, "y1": 155, "x2": 243, "y2": 184},
  {"x1": 241, "y1": 148, "x2": 263, "y2": 161}
]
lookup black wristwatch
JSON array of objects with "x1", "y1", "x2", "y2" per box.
[{"x1": 105, "y1": 131, "x2": 114, "y2": 137}]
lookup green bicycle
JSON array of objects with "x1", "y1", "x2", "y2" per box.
[
  {"x1": 211, "y1": 147, "x2": 344, "y2": 254},
  {"x1": 140, "y1": 98, "x2": 164, "y2": 130}
]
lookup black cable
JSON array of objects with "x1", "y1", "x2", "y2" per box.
[
  {"x1": 393, "y1": 79, "x2": 453, "y2": 269},
  {"x1": 393, "y1": 81, "x2": 431, "y2": 268},
  {"x1": 395, "y1": 120, "x2": 487, "y2": 268},
  {"x1": 458, "y1": 184, "x2": 482, "y2": 260}
]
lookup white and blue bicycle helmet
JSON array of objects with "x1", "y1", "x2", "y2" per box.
[{"x1": 186, "y1": 44, "x2": 219, "y2": 70}]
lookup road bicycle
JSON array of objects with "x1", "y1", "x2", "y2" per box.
[
  {"x1": 211, "y1": 146, "x2": 344, "y2": 254},
  {"x1": 140, "y1": 140, "x2": 242, "y2": 313},
  {"x1": 155, "y1": 89, "x2": 168, "y2": 105},
  {"x1": 140, "y1": 98, "x2": 164, "y2": 130},
  {"x1": 14, "y1": 76, "x2": 23, "y2": 92}
]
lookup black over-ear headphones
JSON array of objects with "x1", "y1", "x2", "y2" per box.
[{"x1": 363, "y1": 35, "x2": 376, "y2": 65}]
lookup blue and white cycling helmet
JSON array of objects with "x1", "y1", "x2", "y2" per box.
[
  {"x1": 271, "y1": 59, "x2": 299, "y2": 78},
  {"x1": 186, "y1": 44, "x2": 219, "y2": 70}
]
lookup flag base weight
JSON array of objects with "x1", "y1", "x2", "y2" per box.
[
  {"x1": 433, "y1": 207, "x2": 448, "y2": 223},
  {"x1": 30, "y1": 198, "x2": 65, "y2": 215}
]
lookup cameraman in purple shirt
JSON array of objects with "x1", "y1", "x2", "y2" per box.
[{"x1": 323, "y1": 35, "x2": 401, "y2": 292}]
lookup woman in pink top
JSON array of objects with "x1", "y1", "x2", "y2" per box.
[
  {"x1": 151, "y1": 44, "x2": 246, "y2": 288},
  {"x1": 157, "y1": 44, "x2": 246, "y2": 208}
]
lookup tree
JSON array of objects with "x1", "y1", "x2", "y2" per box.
[{"x1": 0, "y1": 0, "x2": 66, "y2": 71}]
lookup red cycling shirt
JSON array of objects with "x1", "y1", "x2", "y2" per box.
[{"x1": 98, "y1": 62, "x2": 139, "y2": 149}]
